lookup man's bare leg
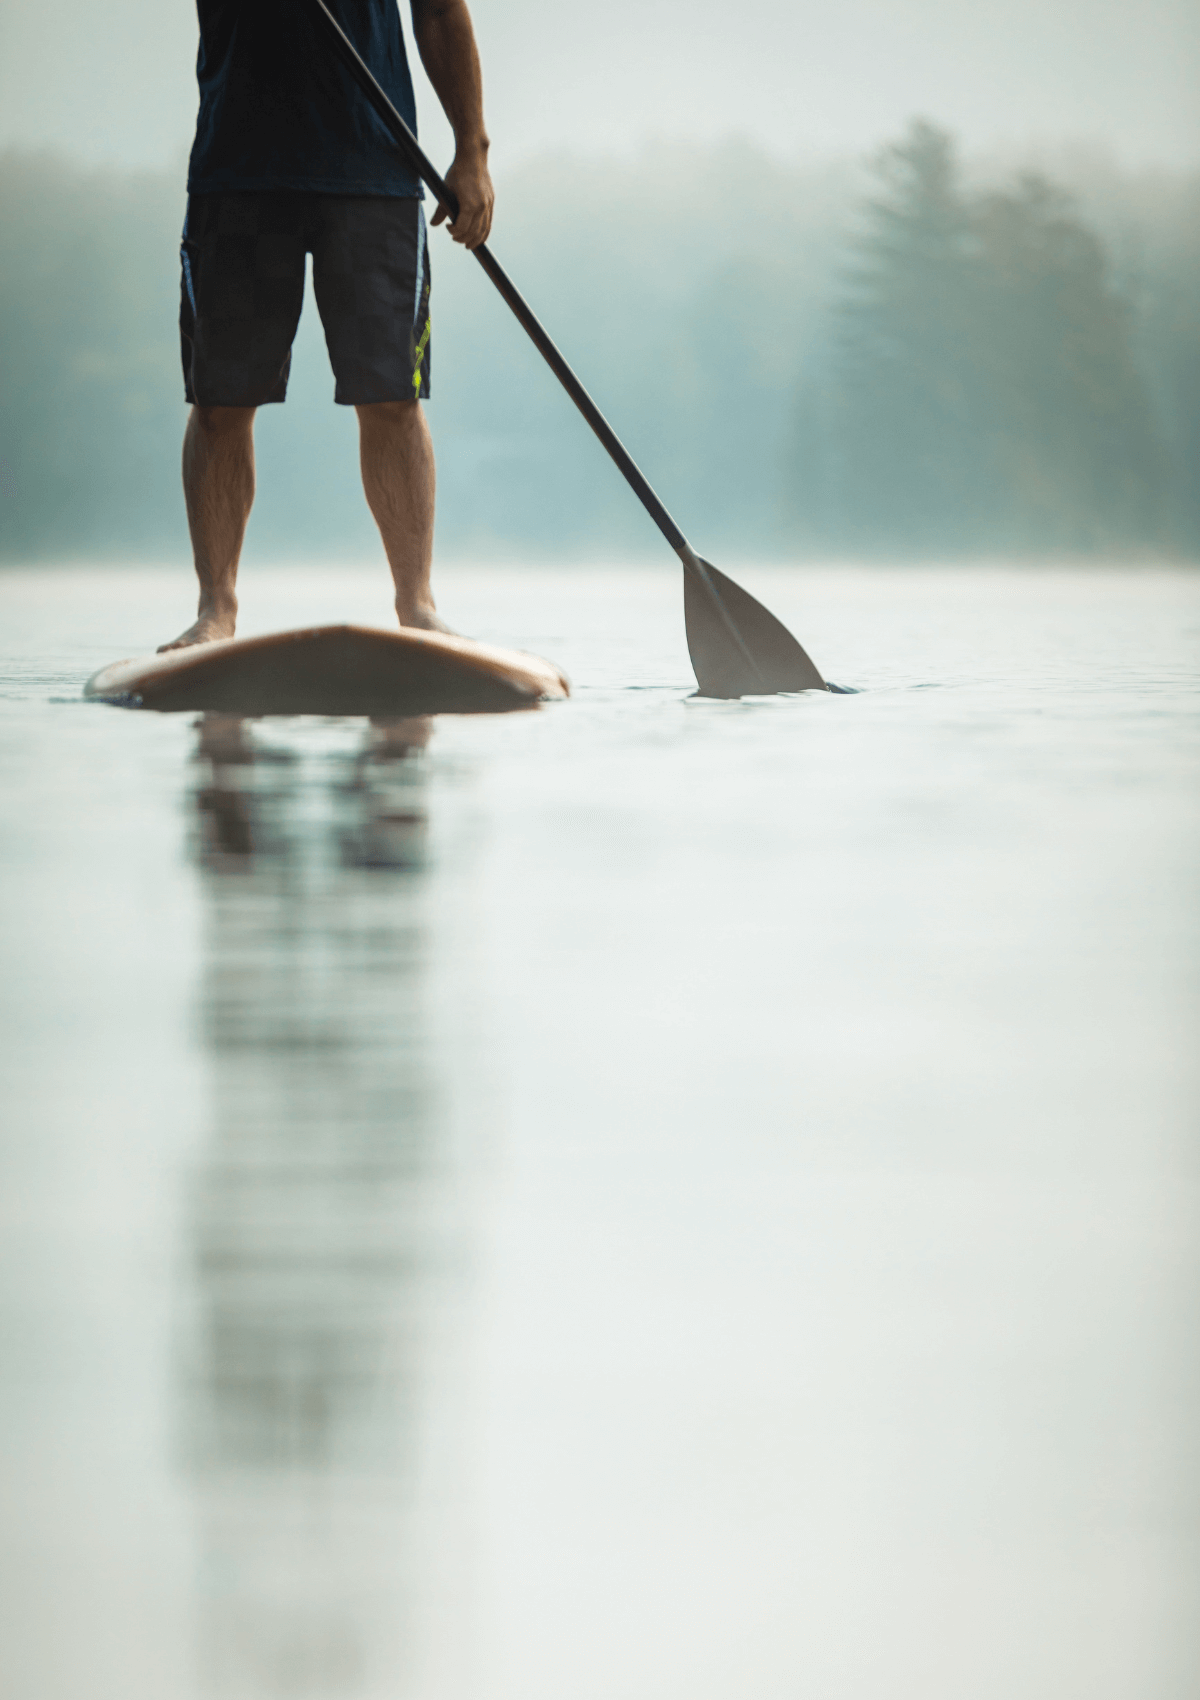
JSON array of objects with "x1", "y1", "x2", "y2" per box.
[
  {"x1": 357, "y1": 400, "x2": 449, "y2": 631},
  {"x1": 159, "y1": 404, "x2": 256, "y2": 651}
]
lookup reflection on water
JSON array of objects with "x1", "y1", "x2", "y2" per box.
[
  {"x1": 2, "y1": 566, "x2": 1196, "y2": 1698},
  {"x1": 182, "y1": 716, "x2": 470, "y2": 1698}
]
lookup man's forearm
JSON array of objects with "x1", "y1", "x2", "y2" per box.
[
  {"x1": 411, "y1": 0, "x2": 489, "y2": 153},
  {"x1": 410, "y1": 0, "x2": 494, "y2": 247}
]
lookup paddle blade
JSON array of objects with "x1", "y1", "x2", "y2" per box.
[{"x1": 683, "y1": 556, "x2": 827, "y2": 697}]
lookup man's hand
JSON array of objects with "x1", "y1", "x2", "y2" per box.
[
  {"x1": 412, "y1": 0, "x2": 494, "y2": 250},
  {"x1": 431, "y1": 141, "x2": 494, "y2": 249}
]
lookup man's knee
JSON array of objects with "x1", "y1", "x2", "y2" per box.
[
  {"x1": 190, "y1": 404, "x2": 256, "y2": 439},
  {"x1": 356, "y1": 400, "x2": 421, "y2": 432}
]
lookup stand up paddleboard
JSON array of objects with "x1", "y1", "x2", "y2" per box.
[{"x1": 84, "y1": 625, "x2": 569, "y2": 717}]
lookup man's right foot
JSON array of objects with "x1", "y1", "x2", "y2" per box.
[{"x1": 157, "y1": 608, "x2": 237, "y2": 653}]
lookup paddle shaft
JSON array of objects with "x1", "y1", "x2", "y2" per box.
[{"x1": 310, "y1": 0, "x2": 690, "y2": 558}]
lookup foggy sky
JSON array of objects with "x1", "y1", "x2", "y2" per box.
[{"x1": 1, "y1": 0, "x2": 1197, "y2": 177}]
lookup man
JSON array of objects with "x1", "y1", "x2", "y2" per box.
[{"x1": 162, "y1": 0, "x2": 493, "y2": 652}]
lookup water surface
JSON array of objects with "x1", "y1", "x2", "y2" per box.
[{"x1": 1, "y1": 561, "x2": 1197, "y2": 1698}]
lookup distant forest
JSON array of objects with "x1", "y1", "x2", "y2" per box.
[{"x1": 1, "y1": 122, "x2": 1197, "y2": 562}]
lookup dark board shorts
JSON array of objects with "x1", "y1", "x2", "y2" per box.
[{"x1": 180, "y1": 193, "x2": 431, "y2": 408}]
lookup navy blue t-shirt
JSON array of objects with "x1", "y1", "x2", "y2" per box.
[{"x1": 187, "y1": 0, "x2": 422, "y2": 197}]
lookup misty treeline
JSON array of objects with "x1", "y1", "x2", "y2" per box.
[
  {"x1": 1, "y1": 123, "x2": 1196, "y2": 562},
  {"x1": 794, "y1": 121, "x2": 1197, "y2": 554}
]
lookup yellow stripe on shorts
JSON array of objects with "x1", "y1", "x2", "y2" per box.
[{"x1": 412, "y1": 318, "x2": 431, "y2": 397}]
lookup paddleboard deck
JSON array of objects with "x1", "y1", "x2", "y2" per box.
[{"x1": 83, "y1": 624, "x2": 570, "y2": 717}]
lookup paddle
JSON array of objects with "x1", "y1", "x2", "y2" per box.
[{"x1": 311, "y1": 0, "x2": 828, "y2": 696}]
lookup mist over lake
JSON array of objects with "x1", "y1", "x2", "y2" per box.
[{"x1": 2, "y1": 129, "x2": 1197, "y2": 566}]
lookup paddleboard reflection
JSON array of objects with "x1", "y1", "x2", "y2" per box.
[{"x1": 180, "y1": 714, "x2": 476, "y2": 1698}]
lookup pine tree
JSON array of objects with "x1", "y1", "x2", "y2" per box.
[
  {"x1": 832, "y1": 119, "x2": 986, "y2": 549},
  {"x1": 971, "y1": 174, "x2": 1165, "y2": 549}
]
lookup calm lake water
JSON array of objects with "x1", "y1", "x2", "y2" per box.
[{"x1": 1, "y1": 560, "x2": 1197, "y2": 1699}]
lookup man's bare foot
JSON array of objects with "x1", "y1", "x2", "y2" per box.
[
  {"x1": 397, "y1": 602, "x2": 457, "y2": 637},
  {"x1": 157, "y1": 605, "x2": 237, "y2": 653}
]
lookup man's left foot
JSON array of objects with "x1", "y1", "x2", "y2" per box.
[{"x1": 398, "y1": 604, "x2": 457, "y2": 637}]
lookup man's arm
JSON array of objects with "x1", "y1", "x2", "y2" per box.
[{"x1": 410, "y1": 0, "x2": 494, "y2": 249}]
